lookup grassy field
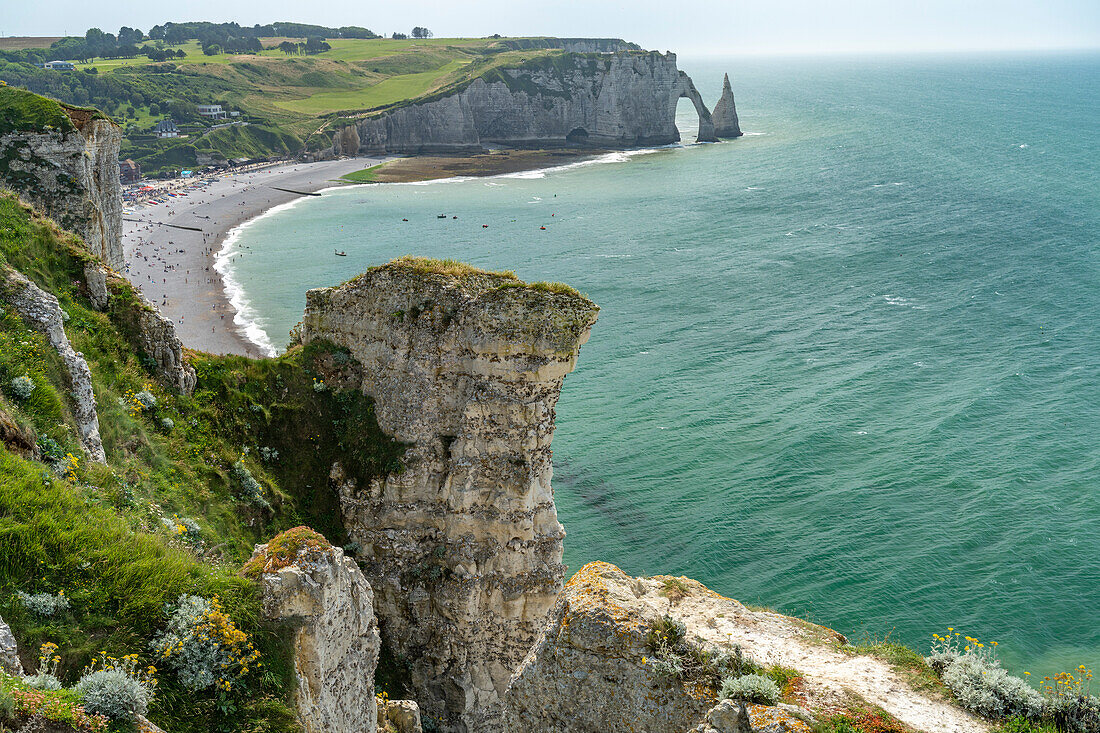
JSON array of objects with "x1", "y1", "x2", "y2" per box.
[
  {"x1": 274, "y1": 58, "x2": 469, "y2": 113},
  {"x1": 0, "y1": 36, "x2": 63, "y2": 50}
]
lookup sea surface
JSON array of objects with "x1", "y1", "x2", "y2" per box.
[{"x1": 222, "y1": 52, "x2": 1100, "y2": 676}]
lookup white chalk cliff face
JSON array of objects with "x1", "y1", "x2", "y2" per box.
[
  {"x1": 334, "y1": 51, "x2": 718, "y2": 156},
  {"x1": 300, "y1": 261, "x2": 599, "y2": 732},
  {"x1": 712, "y1": 74, "x2": 743, "y2": 138},
  {"x1": 0, "y1": 112, "x2": 123, "y2": 269},
  {"x1": 250, "y1": 533, "x2": 381, "y2": 733}
]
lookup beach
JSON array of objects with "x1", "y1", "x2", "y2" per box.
[
  {"x1": 121, "y1": 157, "x2": 385, "y2": 356},
  {"x1": 122, "y1": 151, "x2": 601, "y2": 356}
]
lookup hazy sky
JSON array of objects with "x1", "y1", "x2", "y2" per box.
[{"x1": 4, "y1": 0, "x2": 1099, "y2": 55}]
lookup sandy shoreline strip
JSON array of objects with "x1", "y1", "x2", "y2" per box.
[
  {"x1": 122, "y1": 157, "x2": 386, "y2": 356},
  {"x1": 122, "y1": 149, "x2": 603, "y2": 357}
]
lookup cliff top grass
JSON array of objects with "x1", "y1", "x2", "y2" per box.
[
  {"x1": 365, "y1": 256, "x2": 589, "y2": 300},
  {"x1": 0, "y1": 86, "x2": 107, "y2": 135}
]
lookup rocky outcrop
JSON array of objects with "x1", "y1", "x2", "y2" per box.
[
  {"x1": 301, "y1": 258, "x2": 599, "y2": 732},
  {"x1": 248, "y1": 527, "x2": 380, "y2": 733},
  {"x1": 504, "y1": 562, "x2": 985, "y2": 733},
  {"x1": 129, "y1": 288, "x2": 197, "y2": 395},
  {"x1": 502, "y1": 561, "x2": 720, "y2": 732},
  {"x1": 712, "y1": 74, "x2": 743, "y2": 138},
  {"x1": 1, "y1": 267, "x2": 106, "y2": 463},
  {"x1": 377, "y1": 697, "x2": 423, "y2": 733},
  {"x1": 333, "y1": 51, "x2": 718, "y2": 156},
  {"x1": 0, "y1": 613, "x2": 22, "y2": 675},
  {"x1": 79, "y1": 262, "x2": 195, "y2": 395},
  {"x1": 0, "y1": 101, "x2": 123, "y2": 269}
]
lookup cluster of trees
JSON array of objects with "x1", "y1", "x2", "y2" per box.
[
  {"x1": 0, "y1": 21, "x2": 383, "y2": 65},
  {"x1": 391, "y1": 28, "x2": 434, "y2": 40},
  {"x1": 276, "y1": 38, "x2": 332, "y2": 56},
  {"x1": 0, "y1": 29, "x2": 191, "y2": 65},
  {"x1": 146, "y1": 21, "x2": 377, "y2": 44}
]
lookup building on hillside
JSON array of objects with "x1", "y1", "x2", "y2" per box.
[
  {"x1": 40, "y1": 60, "x2": 76, "y2": 71},
  {"x1": 154, "y1": 119, "x2": 180, "y2": 138},
  {"x1": 119, "y1": 159, "x2": 141, "y2": 184},
  {"x1": 196, "y1": 104, "x2": 228, "y2": 120}
]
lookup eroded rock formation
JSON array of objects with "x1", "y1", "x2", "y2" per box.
[
  {"x1": 128, "y1": 287, "x2": 197, "y2": 395},
  {"x1": 377, "y1": 697, "x2": 423, "y2": 733},
  {"x1": 1, "y1": 267, "x2": 106, "y2": 463},
  {"x1": 301, "y1": 259, "x2": 599, "y2": 732},
  {"x1": 0, "y1": 107, "x2": 123, "y2": 268},
  {"x1": 248, "y1": 528, "x2": 381, "y2": 733},
  {"x1": 502, "y1": 561, "x2": 720, "y2": 731},
  {"x1": 0, "y1": 613, "x2": 22, "y2": 675},
  {"x1": 333, "y1": 51, "x2": 718, "y2": 156},
  {"x1": 712, "y1": 74, "x2": 743, "y2": 138}
]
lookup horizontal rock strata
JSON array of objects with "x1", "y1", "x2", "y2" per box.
[{"x1": 301, "y1": 260, "x2": 599, "y2": 732}]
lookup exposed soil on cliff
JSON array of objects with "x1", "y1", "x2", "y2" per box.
[{"x1": 345, "y1": 149, "x2": 602, "y2": 183}]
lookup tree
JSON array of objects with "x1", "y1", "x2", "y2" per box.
[
  {"x1": 175, "y1": 49, "x2": 187, "y2": 58},
  {"x1": 411, "y1": 27, "x2": 433, "y2": 39},
  {"x1": 304, "y1": 37, "x2": 331, "y2": 54},
  {"x1": 202, "y1": 43, "x2": 221, "y2": 56},
  {"x1": 278, "y1": 41, "x2": 298, "y2": 56},
  {"x1": 164, "y1": 26, "x2": 189, "y2": 45},
  {"x1": 391, "y1": 32, "x2": 407, "y2": 40},
  {"x1": 118, "y1": 27, "x2": 144, "y2": 45}
]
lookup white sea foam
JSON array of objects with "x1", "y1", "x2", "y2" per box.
[{"x1": 213, "y1": 198, "x2": 309, "y2": 357}]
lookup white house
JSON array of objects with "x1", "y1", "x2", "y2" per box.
[
  {"x1": 41, "y1": 60, "x2": 76, "y2": 71},
  {"x1": 196, "y1": 104, "x2": 228, "y2": 120}
]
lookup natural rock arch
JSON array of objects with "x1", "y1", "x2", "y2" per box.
[{"x1": 672, "y1": 72, "x2": 718, "y2": 143}]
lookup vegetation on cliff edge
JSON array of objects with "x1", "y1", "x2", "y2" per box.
[{"x1": 0, "y1": 190, "x2": 406, "y2": 732}]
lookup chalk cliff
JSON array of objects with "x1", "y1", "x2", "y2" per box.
[
  {"x1": 300, "y1": 258, "x2": 599, "y2": 732},
  {"x1": 712, "y1": 73, "x2": 743, "y2": 138},
  {"x1": 1, "y1": 266, "x2": 106, "y2": 463},
  {"x1": 333, "y1": 51, "x2": 718, "y2": 156},
  {"x1": 503, "y1": 562, "x2": 988, "y2": 733},
  {"x1": 248, "y1": 528, "x2": 381, "y2": 733},
  {"x1": 0, "y1": 89, "x2": 123, "y2": 269}
]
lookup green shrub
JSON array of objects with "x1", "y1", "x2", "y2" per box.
[
  {"x1": 75, "y1": 669, "x2": 151, "y2": 720},
  {"x1": 8, "y1": 375, "x2": 34, "y2": 400},
  {"x1": 16, "y1": 590, "x2": 70, "y2": 617},
  {"x1": 1045, "y1": 694, "x2": 1100, "y2": 733},
  {"x1": 720, "y1": 673, "x2": 780, "y2": 705},
  {"x1": 151, "y1": 595, "x2": 259, "y2": 692},
  {"x1": 942, "y1": 654, "x2": 1043, "y2": 720}
]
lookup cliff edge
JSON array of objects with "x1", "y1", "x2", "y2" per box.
[
  {"x1": 301, "y1": 257, "x2": 599, "y2": 732},
  {"x1": 0, "y1": 86, "x2": 123, "y2": 269},
  {"x1": 333, "y1": 51, "x2": 718, "y2": 156}
]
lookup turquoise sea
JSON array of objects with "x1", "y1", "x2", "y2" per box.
[{"x1": 222, "y1": 53, "x2": 1100, "y2": 676}]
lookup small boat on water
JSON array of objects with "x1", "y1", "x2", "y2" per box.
[
  {"x1": 334, "y1": 250, "x2": 347, "y2": 257},
  {"x1": 437, "y1": 214, "x2": 447, "y2": 219}
]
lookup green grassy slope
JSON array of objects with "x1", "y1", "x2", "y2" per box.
[{"x1": 0, "y1": 191, "x2": 406, "y2": 731}]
